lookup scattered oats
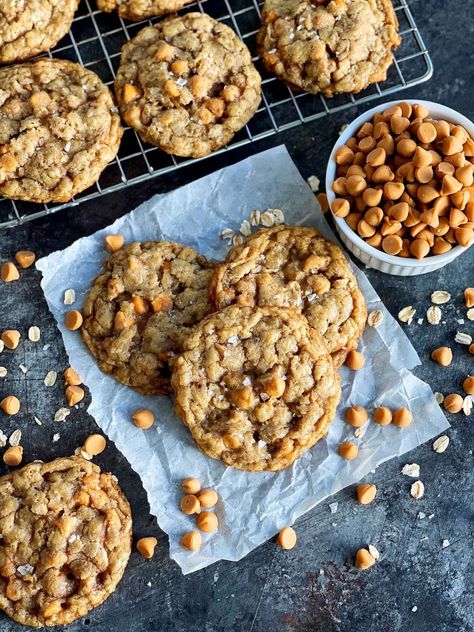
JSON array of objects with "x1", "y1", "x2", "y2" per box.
[
  {"x1": 398, "y1": 306, "x2": 416, "y2": 324},
  {"x1": 33, "y1": 416, "x2": 42, "y2": 426},
  {"x1": 467, "y1": 308, "x2": 474, "y2": 321},
  {"x1": 28, "y1": 326, "x2": 40, "y2": 342},
  {"x1": 428, "y1": 514, "x2": 434, "y2": 519},
  {"x1": 64, "y1": 289, "x2": 76, "y2": 305},
  {"x1": 52, "y1": 433, "x2": 60, "y2": 443},
  {"x1": 227, "y1": 335, "x2": 239, "y2": 345},
  {"x1": 454, "y1": 331, "x2": 472, "y2": 345},
  {"x1": 412, "y1": 606, "x2": 418, "y2": 613},
  {"x1": 420, "y1": 536, "x2": 428, "y2": 542},
  {"x1": 260, "y1": 210, "x2": 275, "y2": 227},
  {"x1": 463, "y1": 396, "x2": 472, "y2": 416},
  {"x1": 442, "y1": 539, "x2": 449, "y2": 548},
  {"x1": 0, "y1": 430, "x2": 7, "y2": 447},
  {"x1": 249, "y1": 209, "x2": 261, "y2": 226},
  {"x1": 44, "y1": 370, "x2": 57, "y2": 387},
  {"x1": 354, "y1": 424, "x2": 368, "y2": 439},
  {"x1": 0, "y1": 367, "x2": 6, "y2": 378},
  {"x1": 434, "y1": 392, "x2": 444, "y2": 405},
  {"x1": 242, "y1": 377, "x2": 252, "y2": 386},
  {"x1": 402, "y1": 463, "x2": 420, "y2": 478},
  {"x1": 417, "y1": 512, "x2": 426, "y2": 519},
  {"x1": 220, "y1": 228, "x2": 234, "y2": 240},
  {"x1": 269, "y1": 208, "x2": 285, "y2": 225},
  {"x1": 54, "y1": 407, "x2": 70, "y2": 422},
  {"x1": 17, "y1": 564, "x2": 34, "y2": 576},
  {"x1": 68, "y1": 534, "x2": 80, "y2": 543},
  {"x1": 417, "y1": 318, "x2": 424, "y2": 325},
  {"x1": 257, "y1": 440, "x2": 267, "y2": 449},
  {"x1": 232, "y1": 233, "x2": 244, "y2": 246},
  {"x1": 0, "y1": 340, "x2": 4, "y2": 353},
  {"x1": 307, "y1": 175, "x2": 320, "y2": 192},
  {"x1": 432, "y1": 435, "x2": 449, "y2": 453},
  {"x1": 410, "y1": 480, "x2": 425, "y2": 499},
  {"x1": 457, "y1": 319, "x2": 465, "y2": 325},
  {"x1": 43, "y1": 344, "x2": 50, "y2": 351},
  {"x1": 427, "y1": 305, "x2": 441, "y2": 325},
  {"x1": 339, "y1": 123, "x2": 349, "y2": 136},
  {"x1": 329, "y1": 502, "x2": 338, "y2": 514},
  {"x1": 367, "y1": 310, "x2": 383, "y2": 328},
  {"x1": 240, "y1": 219, "x2": 251, "y2": 237},
  {"x1": 431, "y1": 291, "x2": 450, "y2": 304},
  {"x1": 368, "y1": 544, "x2": 380, "y2": 560},
  {"x1": 74, "y1": 447, "x2": 92, "y2": 460},
  {"x1": 9, "y1": 429, "x2": 22, "y2": 447},
  {"x1": 19, "y1": 364, "x2": 28, "y2": 374},
  {"x1": 147, "y1": 581, "x2": 152, "y2": 587}
]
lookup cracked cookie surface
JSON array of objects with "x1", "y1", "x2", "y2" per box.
[
  {"x1": 0, "y1": 0, "x2": 80, "y2": 64},
  {"x1": 97, "y1": 0, "x2": 193, "y2": 21},
  {"x1": 0, "y1": 58, "x2": 122, "y2": 203},
  {"x1": 257, "y1": 0, "x2": 400, "y2": 96},
  {"x1": 82, "y1": 240, "x2": 215, "y2": 396},
  {"x1": 172, "y1": 305, "x2": 341, "y2": 471},
  {"x1": 0, "y1": 457, "x2": 132, "y2": 628},
  {"x1": 115, "y1": 13, "x2": 261, "y2": 157},
  {"x1": 210, "y1": 225, "x2": 367, "y2": 367}
]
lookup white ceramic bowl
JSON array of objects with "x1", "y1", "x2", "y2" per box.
[{"x1": 325, "y1": 99, "x2": 473, "y2": 276}]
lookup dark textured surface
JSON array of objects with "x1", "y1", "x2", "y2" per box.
[{"x1": 0, "y1": 1, "x2": 473, "y2": 630}]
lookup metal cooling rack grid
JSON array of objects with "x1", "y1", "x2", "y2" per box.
[{"x1": 0, "y1": 0, "x2": 433, "y2": 229}]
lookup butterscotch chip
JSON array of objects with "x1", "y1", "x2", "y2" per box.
[
  {"x1": 0, "y1": 395, "x2": 20, "y2": 415},
  {"x1": 104, "y1": 235, "x2": 125, "y2": 253},
  {"x1": 345, "y1": 350, "x2": 365, "y2": 370},
  {"x1": 65, "y1": 310, "x2": 83, "y2": 331},
  {"x1": 196, "y1": 511, "x2": 218, "y2": 533},
  {"x1": 64, "y1": 367, "x2": 81, "y2": 386},
  {"x1": 65, "y1": 385, "x2": 84, "y2": 406},
  {"x1": 81, "y1": 241, "x2": 215, "y2": 396},
  {"x1": 3, "y1": 446, "x2": 23, "y2": 467},
  {"x1": 14, "y1": 251, "x2": 36, "y2": 269},
  {"x1": 443, "y1": 393, "x2": 463, "y2": 413},
  {"x1": 180, "y1": 530, "x2": 202, "y2": 551},
  {"x1": 431, "y1": 346, "x2": 452, "y2": 366},
  {"x1": 210, "y1": 226, "x2": 367, "y2": 368},
  {"x1": 180, "y1": 495, "x2": 201, "y2": 515},
  {"x1": 182, "y1": 477, "x2": 201, "y2": 495},
  {"x1": 463, "y1": 376, "x2": 474, "y2": 395},
  {"x1": 373, "y1": 406, "x2": 392, "y2": 425},
  {"x1": 115, "y1": 14, "x2": 261, "y2": 158},
  {"x1": 392, "y1": 407, "x2": 412, "y2": 428},
  {"x1": 171, "y1": 305, "x2": 341, "y2": 471},
  {"x1": 197, "y1": 489, "x2": 218, "y2": 509},
  {"x1": 339, "y1": 441, "x2": 359, "y2": 460},
  {"x1": 0, "y1": 456, "x2": 131, "y2": 627},
  {"x1": 355, "y1": 548, "x2": 376, "y2": 570},
  {"x1": 131, "y1": 408, "x2": 155, "y2": 430},
  {"x1": 465, "y1": 288, "x2": 474, "y2": 308},
  {"x1": 357, "y1": 483, "x2": 377, "y2": 505},
  {"x1": 277, "y1": 527, "x2": 297, "y2": 550},
  {"x1": 83, "y1": 434, "x2": 106, "y2": 456},
  {"x1": 345, "y1": 406, "x2": 368, "y2": 427},
  {"x1": 136, "y1": 537, "x2": 157, "y2": 559},
  {"x1": 1, "y1": 330, "x2": 20, "y2": 350},
  {"x1": 0, "y1": 262, "x2": 19, "y2": 283},
  {"x1": 332, "y1": 198, "x2": 351, "y2": 218}
]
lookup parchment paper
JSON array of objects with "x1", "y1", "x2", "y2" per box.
[{"x1": 37, "y1": 146, "x2": 449, "y2": 574}]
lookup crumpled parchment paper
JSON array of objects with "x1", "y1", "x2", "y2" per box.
[{"x1": 37, "y1": 145, "x2": 449, "y2": 574}]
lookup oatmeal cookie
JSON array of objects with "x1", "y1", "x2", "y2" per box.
[
  {"x1": 172, "y1": 305, "x2": 341, "y2": 471},
  {"x1": 210, "y1": 226, "x2": 367, "y2": 366},
  {"x1": 0, "y1": 58, "x2": 122, "y2": 203},
  {"x1": 0, "y1": 456, "x2": 132, "y2": 628},
  {"x1": 115, "y1": 13, "x2": 261, "y2": 158},
  {"x1": 81, "y1": 240, "x2": 215, "y2": 396},
  {"x1": 257, "y1": 0, "x2": 400, "y2": 96},
  {"x1": 0, "y1": 0, "x2": 80, "y2": 64},
  {"x1": 97, "y1": 0, "x2": 193, "y2": 21}
]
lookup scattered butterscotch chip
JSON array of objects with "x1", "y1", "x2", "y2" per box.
[
  {"x1": 136, "y1": 536, "x2": 157, "y2": 559},
  {"x1": 465, "y1": 288, "x2": 474, "y2": 308},
  {"x1": 15, "y1": 250, "x2": 36, "y2": 269},
  {"x1": 392, "y1": 407, "x2": 412, "y2": 428},
  {"x1": 316, "y1": 192, "x2": 329, "y2": 213},
  {"x1": 373, "y1": 406, "x2": 392, "y2": 425},
  {"x1": 470, "y1": 343, "x2": 474, "y2": 355},
  {"x1": 180, "y1": 495, "x2": 201, "y2": 515},
  {"x1": 65, "y1": 310, "x2": 83, "y2": 330},
  {"x1": 463, "y1": 376, "x2": 474, "y2": 395},
  {"x1": 180, "y1": 530, "x2": 202, "y2": 552},
  {"x1": 443, "y1": 393, "x2": 463, "y2": 413},
  {"x1": 198, "y1": 489, "x2": 218, "y2": 509},
  {"x1": 431, "y1": 346, "x2": 453, "y2": 366},
  {"x1": 182, "y1": 477, "x2": 201, "y2": 495},
  {"x1": 83, "y1": 434, "x2": 106, "y2": 456},
  {"x1": 345, "y1": 350, "x2": 365, "y2": 370},
  {"x1": 64, "y1": 367, "x2": 81, "y2": 386},
  {"x1": 0, "y1": 396, "x2": 20, "y2": 415},
  {"x1": 345, "y1": 406, "x2": 368, "y2": 427},
  {"x1": 1, "y1": 330, "x2": 21, "y2": 350},
  {"x1": 339, "y1": 441, "x2": 359, "y2": 460},
  {"x1": 104, "y1": 234, "x2": 125, "y2": 253},
  {"x1": 355, "y1": 548, "x2": 376, "y2": 570},
  {"x1": 65, "y1": 385, "x2": 85, "y2": 406},
  {"x1": 0, "y1": 262, "x2": 20, "y2": 283},
  {"x1": 3, "y1": 445, "x2": 23, "y2": 466},
  {"x1": 196, "y1": 511, "x2": 218, "y2": 533},
  {"x1": 132, "y1": 408, "x2": 155, "y2": 429},
  {"x1": 277, "y1": 527, "x2": 297, "y2": 550},
  {"x1": 357, "y1": 483, "x2": 377, "y2": 505}
]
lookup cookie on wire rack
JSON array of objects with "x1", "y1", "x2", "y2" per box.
[{"x1": 97, "y1": 0, "x2": 193, "y2": 20}]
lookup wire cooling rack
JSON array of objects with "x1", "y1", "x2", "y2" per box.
[{"x1": 0, "y1": 0, "x2": 432, "y2": 229}]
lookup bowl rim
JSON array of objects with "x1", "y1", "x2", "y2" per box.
[{"x1": 325, "y1": 98, "x2": 473, "y2": 268}]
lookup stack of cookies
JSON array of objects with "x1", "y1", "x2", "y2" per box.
[{"x1": 80, "y1": 225, "x2": 367, "y2": 471}]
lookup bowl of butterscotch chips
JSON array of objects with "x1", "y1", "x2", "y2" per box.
[{"x1": 326, "y1": 99, "x2": 474, "y2": 275}]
